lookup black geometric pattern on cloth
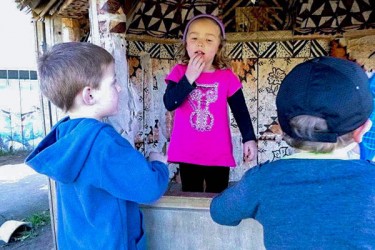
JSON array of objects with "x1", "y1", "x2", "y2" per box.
[
  {"x1": 127, "y1": 39, "x2": 329, "y2": 60},
  {"x1": 295, "y1": 0, "x2": 375, "y2": 35},
  {"x1": 126, "y1": 0, "x2": 374, "y2": 38},
  {"x1": 228, "y1": 43, "x2": 244, "y2": 59},
  {"x1": 310, "y1": 40, "x2": 329, "y2": 57},
  {"x1": 221, "y1": 0, "x2": 296, "y2": 32},
  {"x1": 127, "y1": 42, "x2": 188, "y2": 60},
  {"x1": 127, "y1": 0, "x2": 219, "y2": 39},
  {"x1": 259, "y1": 42, "x2": 276, "y2": 58},
  {"x1": 134, "y1": 41, "x2": 145, "y2": 52},
  {"x1": 160, "y1": 44, "x2": 176, "y2": 59},
  {"x1": 227, "y1": 41, "x2": 280, "y2": 59},
  {"x1": 126, "y1": 41, "x2": 144, "y2": 58},
  {"x1": 144, "y1": 43, "x2": 176, "y2": 59},
  {"x1": 231, "y1": 42, "x2": 258, "y2": 59},
  {"x1": 244, "y1": 42, "x2": 259, "y2": 58},
  {"x1": 147, "y1": 43, "x2": 160, "y2": 58},
  {"x1": 260, "y1": 116, "x2": 278, "y2": 135},
  {"x1": 277, "y1": 40, "x2": 310, "y2": 57}
]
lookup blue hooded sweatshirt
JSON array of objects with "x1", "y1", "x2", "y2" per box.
[
  {"x1": 210, "y1": 158, "x2": 375, "y2": 249},
  {"x1": 26, "y1": 117, "x2": 169, "y2": 250}
]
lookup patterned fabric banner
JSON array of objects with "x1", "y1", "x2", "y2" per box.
[
  {"x1": 126, "y1": 0, "x2": 375, "y2": 38},
  {"x1": 127, "y1": 0, "x2": 219, "y2": 38},
  {"x1": 223, "y1": 0, "x2": 295, "y2": 32},
  {"x1": 295, "y1": 0, "x2": 375, "y2": 35}
]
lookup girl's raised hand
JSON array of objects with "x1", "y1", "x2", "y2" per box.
[{"x1": 185, "y1": 53, "x2": 205, "y2": 84}]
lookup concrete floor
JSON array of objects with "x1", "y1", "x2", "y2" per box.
[{"x1": 0, "y1": 162, "x2": 50, "y2": 227}]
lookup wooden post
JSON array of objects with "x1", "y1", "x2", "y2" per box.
[{"x1": 89, "y1": 0, "x2": 137, "y2": 142}]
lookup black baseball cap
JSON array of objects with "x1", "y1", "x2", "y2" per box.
[{"x1": 276, "y1": 56, "x2": 373, "y2": 143}]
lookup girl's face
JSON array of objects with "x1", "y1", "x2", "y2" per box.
[
  {"x1": 93, "y1": 62, "x2": 121, "y2": 119},
  {"x1": 186, "y1": 18, "x2": 221, "y2": 70}
]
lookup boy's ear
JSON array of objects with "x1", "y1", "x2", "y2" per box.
[
  {"x1": 82, "y1": 86, "x2": 95, "y2": 105},
  {"x1": 353, "y1": 119, "x2": 372, "y2": 143}
]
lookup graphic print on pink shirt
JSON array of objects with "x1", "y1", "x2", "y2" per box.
[
  {"x1": 165, "y1": 64, "x2": 242, "y2": 166},
  {"x1": 188, "y1": 83, "x2": 218, "y2": 132}
]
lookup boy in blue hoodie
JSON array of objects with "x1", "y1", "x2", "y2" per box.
[
  {"x1": 210, "y1": 57, "x2": 375, "y2": 248},
  {"x1": 26, "y1": 42, "x2": 169, "y2": 250}
]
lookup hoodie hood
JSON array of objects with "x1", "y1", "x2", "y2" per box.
[{"x1": 26, "y1": 117, "x2": 108, "y2": 183}]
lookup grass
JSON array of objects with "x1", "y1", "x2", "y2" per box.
[
  {"x1": 11, "y1": 211, "x2": 51, "y2": 242},
  {"x1": 0, "y1": 149, "x2": 30, "y2": 157}
]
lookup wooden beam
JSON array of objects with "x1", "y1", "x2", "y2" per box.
[{"x1": 35, "y1": 0, "x2": 59, "y2": 20}]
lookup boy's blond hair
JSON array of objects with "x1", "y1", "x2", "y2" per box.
[
  {"x1": 283, "y1": 115, "x2": 355, "y2": 153},
  {"x1": 37, "y1": 42, "x2": 114, "y2": 112}
]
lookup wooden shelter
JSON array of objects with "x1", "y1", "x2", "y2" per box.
[
  {"x1": 15, "y1": 0, "x2": 375, "y2": 178},
  {"x1": 14, "y1": 0, "x2": 375, "y2": 249}
]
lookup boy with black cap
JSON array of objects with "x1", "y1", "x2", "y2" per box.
[{"x1": 210, "y1": 57, "x2": 375, "y2": 248}]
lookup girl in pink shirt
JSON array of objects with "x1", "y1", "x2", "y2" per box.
[{"x1": 164, "y1": 14, "x2": 257, "y2": 193}]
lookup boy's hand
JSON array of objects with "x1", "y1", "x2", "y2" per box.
[
  {"x1": 148, "y1": 152, "x2": 167, "y2": 164},
  {"x1": 185, "y1": 53, "x2": 205, "y2": 84},
  {"x1": 243, "y1": 140, "x2": 257, "y2": 162}
]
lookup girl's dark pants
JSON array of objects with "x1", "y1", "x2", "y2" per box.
[{"x1": 179, "y1": 163, "x2": 229, "y2": 193}]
